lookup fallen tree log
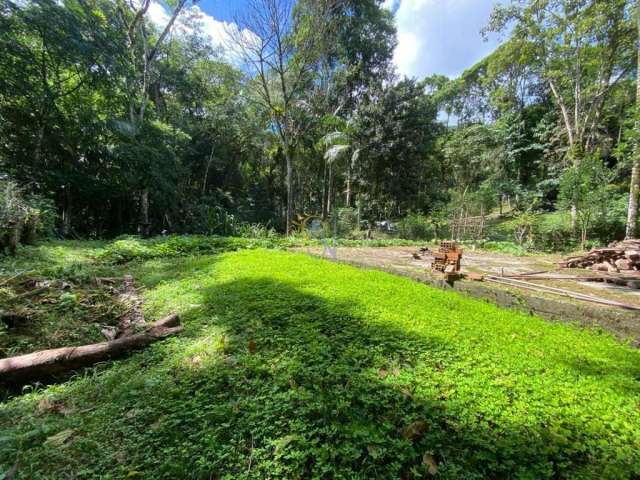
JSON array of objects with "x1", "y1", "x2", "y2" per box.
[{"x1": 0, "y1": 314, "x2": 181, "y2": 384}]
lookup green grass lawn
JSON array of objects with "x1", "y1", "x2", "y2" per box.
[{"x1": 1, "y1": 246, "x2": 640, "y2": 479}]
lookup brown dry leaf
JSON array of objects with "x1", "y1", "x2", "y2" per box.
[
  {"x1": 274, "y1": 434, "x2": 297, "y2": 454},
  {"x1": 125, "y1": 408, "x2": 139, "y2": 419},
  {"x1": 150, "y1": 415, "x2": 166, "y2": 431},
  {"x1": 37, "y1": 398, "x2": 74, "y2": 416},
  {"x1": 44, "y1": 429, "x2": 74, "y2": 447},
  {"x1": 190, "y1": 355, "x2": 203, "y2": 366},
  {"x1": 36, "y1": 398, "x2": 53, "y2": 414},
  {"x1": 423, "y1": 453, "x2": 438, "y2": 475},
  {"x1": 248, "y1": 340, "x2": 257, "y2": 353},
  {"x1": 378, "y1": 368, "x2": 388, "y2": 379},
  {"x1": 399, "y1": 388, "x2": 413, "y2": 399},
  {"x1": 401, "y1": 420, "x2": 427, "y2": 441}
]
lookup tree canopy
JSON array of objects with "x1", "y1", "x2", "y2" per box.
[{"x1": 0, "y1": 0, "x2": 638, "y2": 247}]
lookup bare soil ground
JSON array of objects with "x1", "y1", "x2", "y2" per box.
[{"x1": 294, "y1": 246, "x2": 640, "y2": 309}]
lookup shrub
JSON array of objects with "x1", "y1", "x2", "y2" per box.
[
  {"x1": 494, "y1": 212, "x2": 576, "y2": 252},
  {"x1": 331, "y1": 208, "x2": 360, "y2": 238},
  {"x1": 534, "y1": 212, "x2": 575, "y2": 251},
  {"x1": 96, "y1": 235, "x2": 279, "y2": 264},
  {"x1": 558, "y1": 154, "x2": 611, "y2": 249},
  {"x1": 495, "y1": 212, "x2": 537, "y2": 248},
  {"x1": 479, "y1": 240, "x2": 528, "y2": 256},
  {"x1": 591, "y1": 192, "x2": 627, "y2": 244},
  {"x1": 397, "y1": 213, "x2": 436, "y2": 240},
  {"x1": 0, "y1": 178, "x2": 55, "y2": 254},
  {"x1": 191, "y1": 204, "x2": 238, "y2": 236},
  {"x1": 234, "y1": 222, "x2": 278, "y2": 239}
]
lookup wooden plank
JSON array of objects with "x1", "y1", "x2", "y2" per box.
[{"x1": 485, "y1": 276, "x2": 640, "y2": 311}]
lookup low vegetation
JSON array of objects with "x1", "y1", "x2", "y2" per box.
[{"x1": 1, "y1": 242, "x2": 639, "y2": 478}]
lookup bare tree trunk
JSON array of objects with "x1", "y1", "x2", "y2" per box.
[
  {"x1": 627, "y1": 163, "x2": 640, "y2": 238},
  {"x1": 285, "y1": 150, "x2": 294, "y2": 235},
  {"x1": 139, "y1": 188, "x2": 150, "y2": 237},
  {"x1": 570, "y1": 204, "x2": 578, "y2": 234},
  {"x1": 326, "y1": 161, "x2": 333, "y2": 218},
  {"x1": 62, "y1": 186, "x2": 72, "y2": 237},
  {"x1": 321, "y1": 159, "x2": 327, "y2": 220},
  {"x1": 345, "y1": 161, "x2": 351, "y2": 207},
  {"x1": 626, "y1": 2, "x2": 640, "y2": 239},
  {"x1": 202, "y1": 147, "x2": 214, "y2": 197}
]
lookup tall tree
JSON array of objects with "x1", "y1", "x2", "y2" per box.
[
  {"x1": 488, "y1": 0, "x2": 635, "y2": 228},
  {"x1": 114, "y1": 0, "x2": 190, "y2": 235},
  {"x1": 488, "y1": 0, "x2": 633, "y2": 161},
  {"x1": 228, "y1": 0, "x2": 327, "y2": 233},
  {"x1": 626, "y1": 0, "x2": 640, "y2": 238}
]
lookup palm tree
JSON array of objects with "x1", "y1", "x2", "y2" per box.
[{"x1": 319, "y1": 126, "x2": 360, "y2": 217}]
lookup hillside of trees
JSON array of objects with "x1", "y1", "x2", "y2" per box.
[{"x1": 1, "y1": 0, "x2": 639, "y2": 250}]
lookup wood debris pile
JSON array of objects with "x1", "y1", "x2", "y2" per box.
[
  {"x1": 431, "y1": 241, "x2": 462, "y2": 279},
  {"x1": 559, "y1": 239, "x2": 640, "y2": 273}
]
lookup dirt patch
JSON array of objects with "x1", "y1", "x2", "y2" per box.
[{"x1": 293, "y1": 246, "x2": 640, "y2": 344}]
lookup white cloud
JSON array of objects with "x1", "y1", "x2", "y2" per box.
[
  {"x1": 392, "y1": 0, "x2": 503, "y2": 79},
  {"x1": 381, "y1": 0, "x2": 398, "y2": 10},
  {"x1": 147, "y1": 2, "x2": 257, "y2": 64},
  {"x1": 147, "y1": 1, "x2": 170, "y2": 27}
]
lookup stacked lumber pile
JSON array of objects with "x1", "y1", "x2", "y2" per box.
[
  {"x1": 559, "y1": 239, "x2": 640, "y2": 272},
  {"x1": 431, "y1": 241, "x2": 462, "y2": 279}
]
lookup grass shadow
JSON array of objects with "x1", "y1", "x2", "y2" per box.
[
  {"x1": 158, "y1": 276, "x2": 629, "y2": 479},
  {"x1": 1, "y1": 254, "x2": 639, "y2": 479}
]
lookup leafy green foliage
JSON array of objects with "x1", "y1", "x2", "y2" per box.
[
  {"x1": 96, "y1": 234, "x2": 430, "y2": 265},
  {"x1": 1, "y1": 247, "x2": 639, "y2": 478},
  {"x1": 559, "y1": 155, "x2": 613, "y2": 248},
  {"x1": 96, "y1": 235, "x2": 282, "y2": 264},
  {"x1": 534, "y1": 212, "x2": 575, "y2": 252},
  {"x1": 397, "y1": 213, "x2": 436, "y2": 240},
  {"x1": 0, "y1": 178, "x2": 55, "y2": 252}
]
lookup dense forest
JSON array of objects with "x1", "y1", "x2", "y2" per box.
[{"x1": 0, "y1": 0, "x2": 638, "y2": 249}]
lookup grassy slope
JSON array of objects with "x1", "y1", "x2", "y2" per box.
[{"x1": 1, "y1": 248, "x2": 639, "y2": 479}]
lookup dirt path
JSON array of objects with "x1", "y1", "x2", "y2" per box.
[{"x1": 294, "y1": 246, "x2": 640, "y2": 309}]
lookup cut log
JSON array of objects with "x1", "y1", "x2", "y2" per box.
[
  {"x1": 615, "y1": 258, "x2": 633, "y2": 271},
  {"x1": 0, "y1": 314, "x2": 181, "y2": 384},
  {"x1": 604, "y1": 260, "x2": 619, "y2": 273},
  {"x1": 590, "y1": 263, "x2": 610, "y2": 272},
  {"x1": 560, "y1": 239, "x2": 640, "y2": 274}
]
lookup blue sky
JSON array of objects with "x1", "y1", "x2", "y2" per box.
[
  {"x1": 196, "y1": 0, "x2": 247, "y2": 23},
  {"x1": 155, "y1": 0, "x2": 504, "y2": 79}
]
